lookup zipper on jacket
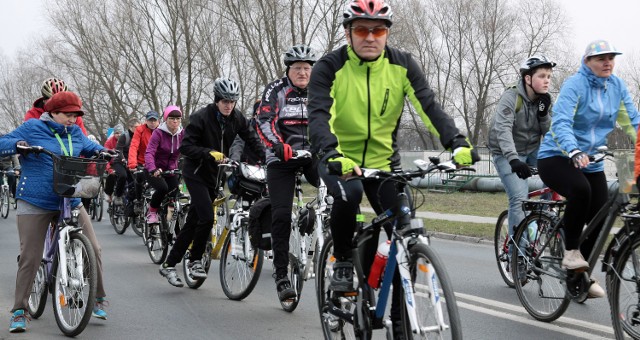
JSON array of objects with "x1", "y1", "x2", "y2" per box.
[
  {"x1": 379, "y1": 89, "x2": 389, "y2": 116},
  {"x1": 361, "y1": 67, "x2": 371, "y2": 167}
]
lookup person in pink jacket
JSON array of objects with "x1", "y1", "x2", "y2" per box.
[{"x1": 144, "y1": 106, "x2": 185, "y2": 223}]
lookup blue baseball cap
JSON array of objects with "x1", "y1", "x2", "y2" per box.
[{"x1": 145, "y1": 111, "x2": 159, "y2": 120}]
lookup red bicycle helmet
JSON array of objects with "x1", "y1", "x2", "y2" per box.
[{"x1": 342, "y1": 0, "x2": 393, "y2": 27}]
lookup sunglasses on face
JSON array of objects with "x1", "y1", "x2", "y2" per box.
[{"x1": 351, "y1": 26, "x2": 388, "y2": 39}]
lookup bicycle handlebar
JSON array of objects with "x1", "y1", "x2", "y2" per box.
[{"x1": 358, "y1": 157, "x2": 474, "y2": 181}]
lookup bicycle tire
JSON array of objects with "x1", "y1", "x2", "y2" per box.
[
  {"x1": 219, "y1": 227, "x2": 264, "y2": 300},
  {"x1": 399, "y1": 242, "x2": 463, "y2": 339},
  {"x1": 111, "y1": 202, "x2": 127, "y2": 234},
  {"x1": 280, "y1": 253, "x2": 303, "y2": 312},
  {"x1": 145, "y1": 222, "x2": 168, "y2": 264},
  {"x1": 183, "y1": 243, "x2": 213, "y2": 289},
  {"x1": 96, "y1": 184, "x2": 104, "y2": 222},
  {"x1": 608, "y1": 233, "x2": 640, "y2": 339},
  {"x1": 316, "y1": 235, "x2": 368, "y2": 340},
  {"x1": 1, "y1": 189, "x2": 9, "y2": 219},
  {"x1": 511, "y1": 211, "x2": 570, "y2": 322},
  {"x1": 51, "y1": 233, "x2": 97, "y2": 337},
  {"x1": 90, "y1": 198, "x2": 97, "y2": 220},
  {"x1": 494, "y1": 210, "x2": 515, "y2": 288},
  {"x1": 27, "y1": 261, "x2": 48, "y2": 319},
  {"x1": 131, "y1": 215, "x2": 144, "y2": 238}
]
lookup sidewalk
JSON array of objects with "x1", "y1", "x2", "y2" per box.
[{"x1": 360, "y1": 207, "x2": 496, "y2": 224}]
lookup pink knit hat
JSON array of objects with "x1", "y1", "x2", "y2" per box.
[{"x1": 163, "y1": 105, "x2": 182, "y2": 120}]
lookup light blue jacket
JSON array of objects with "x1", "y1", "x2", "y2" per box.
[
  {"x1": 0, "y1": 114, "x2": 103, "y2": 210},
  {"x1": 538, "y1": 61, "x2": 639, "y2": 172}
]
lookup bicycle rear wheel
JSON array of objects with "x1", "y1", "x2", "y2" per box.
[
  {"x1": 1, "y1": 189, "x2": 9, "y2": 219},
  {"x1": 494, "y1": 210, "x2": 515, "y2": 288},
  {"x1": 27, "y1": 261, "x2": 48, "y2": 319},
  {"x1": 608, "y1": 232, "x2": 640, "y2": 339},
  {"x1": 51, "y1": 233, "x2": 97, "y2": 337},
  {"x1": 316, "y1": 235, "x2": 367, "y2": 339},
  {"x1": 145, "y1": 222, "x2": 168, "y2": 264},
  {"x1": 399, "y1": 242, "x2": 462, "y2": 339},
  {"x1": 219, "y1": 226, "x2": 263, "y2": 300},
  {"x1": 511, "y1": 212, "x2": 570, "y2": 322}
]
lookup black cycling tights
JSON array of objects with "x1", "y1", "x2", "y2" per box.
[{"x1": 537, "y1": 156, "x2": 607, "y2": 257}]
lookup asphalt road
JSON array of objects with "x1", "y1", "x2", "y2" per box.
[{"x1": 0, "y1": 210, "x2": 618, "y2": 339}]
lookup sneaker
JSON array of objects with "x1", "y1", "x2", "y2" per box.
[
  {"x1": 516, "y1": 257, "x2": 528, "y2": 285},
  {"x1": 113, "y1": 196, "x2": 123, "y2": 206},
  {"x1": 9, "y1": 309, "x2": 28, "y2": 333},
  {"x1": 188, "y1": 260, "x2": 208, "y2": 279},
  {"x1": 588, "y1": 277, "x2": 605, "y2": 298},
  {"x1": 92, "y1": 297, "x2": 108, "y2": 320},
  {"x1": 561, "y1": 249, "x2": 589, "y2": 271},
  {"x1": 329, "y1": 261, "x2": 354, "y2": 292},
  {"x1": 159, "y1": 263, "x2": 184, "y2": 287},
  {"x1": 274, "y1": 273, "x2": 296, "y2": 301},
  {"x1": 146, "y1": 210, "x2": 159, "y2": 224}
]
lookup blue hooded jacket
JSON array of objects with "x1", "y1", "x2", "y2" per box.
[
  {"x1": 0, "y1": 114, "x2": 104, "y2": 210},
  {"x1": 538, "y1": 59, "x2": 639, "y2": 172}
]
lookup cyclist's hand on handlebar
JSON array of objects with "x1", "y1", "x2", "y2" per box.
[
  {"x1": 273, "y1": 143, "x2": 292, "y2": 162},
  {"x1": 153, "y1": 168, "x2": 162, "y2": 177},
  {"x1": 569, "y1": 149, "x2": 589, "y2": 169},
  {"x1": 209, "y1": 150, "x2": 225, "y2": 163},
  {"x1": 327, "y1": 156, "x2": 362, "y2": 178},
  {"x1": 452, "y1": 147, "x2": 480, "y2": 166},
  {"x1": 509, "y1": 159, "x2": 532, "y2": 179}
]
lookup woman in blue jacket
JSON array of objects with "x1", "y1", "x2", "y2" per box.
[
  {"x1": 537, "y1": 40, "x2": 640, "y2": 299},
  {"x1": 2, "y1": 92, "x2": 110, "y2": 333}
]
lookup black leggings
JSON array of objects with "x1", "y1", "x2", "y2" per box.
[
  {"x1": 111, "y1": 162, "x2": 131, "y2": 197},
  {"x1": 537, "y1": 156, "x2": 608, "y2": 257},
  {"x1": 267, "y1": 158, "x2": 320, "y2": 276},
  {"x1": 144, "y1": 172, "x2": 180, "y2": 209}
]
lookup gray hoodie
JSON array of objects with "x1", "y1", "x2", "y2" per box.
[{"x1": 487, "y1": 81, "x2": 551, "y2": 161}]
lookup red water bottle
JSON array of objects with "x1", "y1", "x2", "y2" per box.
[{"x1": 368, "y1": 240, "x2": 391, "y2": 289}]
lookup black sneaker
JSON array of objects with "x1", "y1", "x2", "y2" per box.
[
  {"x1": 517, "y1": 257, "x2": 528, "y2": 286},
  {"x1": 329, "y1": 261, "x2": 354, "y2": 292},
  {"x1": 274, "y1": 274, "x2": 296, "y2": 301}
]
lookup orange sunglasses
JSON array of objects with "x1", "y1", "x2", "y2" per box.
[{"x1": 351, "y1": 26, "x2": 389, "y2": 39}]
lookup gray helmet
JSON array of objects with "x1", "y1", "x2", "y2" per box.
[
  {"x1": 519, "y1": 55, "x2": 556, "y2": 77},
  {"x1": 283, "y1": 44, "x2": 318, "y2": 66},
  {"x1": 214, "y1": 78, "x2": 240, "y2": 101}
]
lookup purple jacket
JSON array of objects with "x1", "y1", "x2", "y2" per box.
[{"x1": 145, "y1": 122, "x2": 184, "y2": 172}]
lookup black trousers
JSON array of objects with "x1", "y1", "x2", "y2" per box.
[
  {"x1": 267, "y1": 158, "x2": 319, "y2": 276},
  {"x1": 165, "y1": 176, "x2": 217, "y2": 267},
  {"x1": 538, "y1": 156, "x2": 608, "y2": 256},
  {"x1": 318, "y1": 162, "x2": 404, "y2": 322},
  {"x1": 111, "y1": 162, "x2": 131, "y2": 197}
]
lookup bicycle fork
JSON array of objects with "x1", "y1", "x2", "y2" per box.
[{"x1": 57, "y1": 228, "x2": 84, "y2": 289}]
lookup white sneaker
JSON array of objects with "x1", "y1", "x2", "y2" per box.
[
  {"x1": 588, "y1": 277, "x2": 605, "y2": 298},
  {"x1": 561, "y1": 250, "x2": 589, "y2": 270}
]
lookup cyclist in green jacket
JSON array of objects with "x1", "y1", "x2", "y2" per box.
[{"x1": 308, "y1": 0, "x2": 478, "y2": 336}]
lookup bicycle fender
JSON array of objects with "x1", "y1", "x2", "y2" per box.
[{"x1": 602, "y1": 230, "x2": 634, "y2": 273}]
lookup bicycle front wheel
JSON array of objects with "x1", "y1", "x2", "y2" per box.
[
  {"x1": 399, "y1": 242, "x2": 462, "y2": 339},
  {"x1": 219, "y1": 227, "x2": 263, "y2": 300},
  {"x1": 494, "y1": 210, "x2": 515, "y2": 288},
  {"x1": 608, "y1": 233, "x2": 640, "y2": 339},
  {"x1": 316, "y1": 235, "x2": 366, "y2": 339},
  {"x1": 511, "y1": 212, "x2": 570, "y2": 322},
  {"x1": 96, "y1": 184, "x2": 104, "y2": 222},
  {"x1": 27, "y1": 261, "x2": 48, "y2": 319},
  {"x1": 110, "y1": 202, "x2": 127, "y2": 234},
  {"x1": 1, "y1": 189, "x2": 9, "y2": 219},
  {"x1": 51, "y1": 233, "x2": 97, "y2": 337},
  {"x1": 145, "y1": 222, "x2": 168, "y2": 264}
]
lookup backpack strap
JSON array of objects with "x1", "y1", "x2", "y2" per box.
[{"x1": 508, "y1": 83, "x2": 524, "y2": 113}]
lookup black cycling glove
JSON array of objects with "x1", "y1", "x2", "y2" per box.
[{"x1": 509, "y1": 159, "x2": 532, "y2": 179}]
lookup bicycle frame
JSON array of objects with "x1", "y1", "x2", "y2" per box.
[{"x1": 43, "y1": 198, "x2": 83, "y2": 290}]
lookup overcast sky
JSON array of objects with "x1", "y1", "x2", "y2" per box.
[{"x1": 1, "y1": 0, "x2": 638, "y2": 60}]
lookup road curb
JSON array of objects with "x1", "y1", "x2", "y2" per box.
[{"x1": 428, "y1": 231, "x2": 493, "y2": 245}]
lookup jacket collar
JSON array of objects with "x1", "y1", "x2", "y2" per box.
[
  {"x1": 40, "y1": 112, "x2": 74, "y2": 135},
  {"x1": 579, "y1": 61, "x2": 608, "y2": 89},
  {"x1": 347, "y1": 45, "x2": 386, "y2": 68}
]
